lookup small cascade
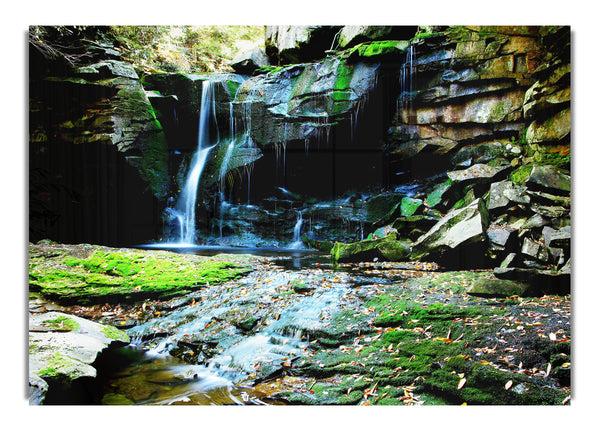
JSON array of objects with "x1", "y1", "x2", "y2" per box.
[
  {"x1": 398, "y1": 44, "x2": 416, "y2": 120},
  {"x1": 219, "y1": 140, "x2": 235, "y2": 192},
  {"x1": 121, "y1": 268, "x2": 353, "y2": 402},
  {"x1": 290, "y1": 210, "x2": 304, "y2": 249}
]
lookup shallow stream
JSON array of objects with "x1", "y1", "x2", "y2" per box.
[{"x1": 95, "y1": 247, "x2": 411, "y2": 405}]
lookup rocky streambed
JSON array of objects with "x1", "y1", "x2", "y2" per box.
[{"x1": 29, "y1": 242, "x2": 570, "y2": 405}]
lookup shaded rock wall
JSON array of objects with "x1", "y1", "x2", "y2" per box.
[{"x1": 29, "y1": 27, "x2": 169, "y2": 245}]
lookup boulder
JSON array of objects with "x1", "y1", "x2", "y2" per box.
[
  {"x1": 424, "y1": 180, "x2": 454, "y2": 208},
  {"x1": 265, "y1": 25, "x2": 342, "y2": 64},
  {"x1": 541, "y1": 225, "x2": 571, "y2": 248},
  {"x1": 487, "y1": 226, "x2": 517, "y2": 249},
  {"x1": 467, "y1": 278, "x2": 531, "y2": 298},
  {"x1": 521, "y1": 213, "x2": 551, "y2": 229},
  {"x1": 488, "y1": 181, "x2": 512, "y2": 210},
  {"x1": 400, "y1": 197, "x2": 423, "y2": 216},
  {"x1": 525, "y1": 108, "x2": 570, "y2": 144},
  {"x1": 29, "y1": 311, "x2": 129, "y2": 404},
  {"x1": 410, "y1": 198, "x2": 489, "y2": 261},
  {"x1": 337, "y1": 26, "x2": 419, "y2": 49},
  {"x1": 447, "y1": 163, "x2": 508, "y2": 183},
  {"x1": 521, "y1": 237, "x2": 551, "y2": 263},
  {"x1": 450, "y1": 141, "x2": 506, "y2": 167},
  {"x1": 230, "y1": 47, "x2": 270, "y2": 75},
  {"x1": 366, "y1": 193, "x2": 404, "y2": 222},
  {"x1": 493, "y1": 267, "x2": 570, "y2": 296},
  {"x1": 331, "y1": 232, "x2": 411, "y2": 263},
  {"x1": 531, "y1": 203, "x2": 569, "y2": 219},
  {"x1": 526, "y1": 165, "x2": 570, "y2": 193}
]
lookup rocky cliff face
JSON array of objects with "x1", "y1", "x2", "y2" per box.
[
  {"x1": 238, "y1": 25, "x2": 571, "y2": 281},
  {"x1": 29, "y1": 27, "x2": 170, "y2": 245},
  {"x1": 29, "y1": 26, "x2": 571, "y2": 272}
]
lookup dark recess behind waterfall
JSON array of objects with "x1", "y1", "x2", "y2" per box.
[
  {"x1": 29, "y1": 60, "x2": 449, "y2": 247},
  {"x1": 165, "y1": 62, "x2": 445, "y2": 205}
]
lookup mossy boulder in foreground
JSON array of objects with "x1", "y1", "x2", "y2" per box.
[
  {"x1": 29, "y1": 242, "x2": 252, "y2": 305},
  {"x1": 29, "y1": 311, "x2": 129, "y2": 405}
]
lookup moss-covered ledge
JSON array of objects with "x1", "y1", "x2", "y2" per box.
[{"x1": 29, "y1": 242, "x2": 254, "y2": 305}]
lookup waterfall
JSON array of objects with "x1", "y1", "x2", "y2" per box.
[
  {"x1": 290, "y1": 210, "x2": 304, "y2": 249},
  {"x1": 399, "y1": 44, "x2": 415, "y2": 120},
  {"x1": 170, "y1": 80, "x2": 218, "y2": 245}
]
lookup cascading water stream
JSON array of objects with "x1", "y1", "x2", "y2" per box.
[
  {"x1": 290, "y1": 210, "x2": 304, "y2": 249},
  {"x1": 165, "y1": 80, "x2": 218, "y2": 245},
  {"x1": 116, "y1": 265, "x2": 358, "y2": 405}
]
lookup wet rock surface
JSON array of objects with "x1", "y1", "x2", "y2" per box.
[
  {"x1": 29, "y1": 248, "x2": 570, "y2": 406},
  {"x1": 28, "y1": 310, "x2": 129, "y2": 405}
]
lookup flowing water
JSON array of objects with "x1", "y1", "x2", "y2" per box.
[
  {"x1": 170, "y1": 80, "x2": 219, "y2": 245},
  {"x1": 97, "y1": 249, "x2": 409, "y2": 405}
]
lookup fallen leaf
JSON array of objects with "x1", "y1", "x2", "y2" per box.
[
  {"x1": 457, "y1": 378, "x2": 467, "y2": 390},
  {"x1": 505, "y1": 380, "x2": 513, "y2": 390}
]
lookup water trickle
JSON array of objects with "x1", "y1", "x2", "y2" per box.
[
  {"x1": 398, "y1": 44, "x2": 416, "y2": 122},
  {"x1": 290, "y1": 210, "x2": 304, "y2": 249}
]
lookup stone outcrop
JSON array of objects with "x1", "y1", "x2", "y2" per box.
[
  {"x1": 230, "y1": 47, "x2": 270, "y2": 75},
  {"x1": 410, "y1": 198, "x2": 489, "y2": 261},
  {"x1": 331, "y1": 232, "x2": 412, "y2": 263},
  {"x1": 265, "y1": 26, "x2": 343, "y2": 65},
  {"x1": 386, "y1": 26, "x2": 569, "y2": 178},
  {"x1": 29, "y1": 311, "x2": 129, "y2": 404},
  {"x1": 29, "y1": 28, "x2": 174, "y2": 245},
  {"x1": 232, "y1": 56, "x2": 379, "y2": 147},
  {"x1": 30, "y1": 31, "x2": 170, "y2": 199},
  {"x1": 28, "y1": 26, "x2": 570, "y2": 269}
]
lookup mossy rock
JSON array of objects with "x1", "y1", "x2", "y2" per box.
[
  {"x1": 331, "y1": 233, "x2": 411, "y2": 263},
  {"x1": 344, "y1": 40, "x2": 410, "y2": 61},
  {"x1": 29, "y1": 243, "x2": 252, "y2": 305},
  {"x1": 425, "y1": 179, "x2": 454, "y2": 208},
  {"x1": 467, "y1": 278, "x2": 530, "y2": 298}
]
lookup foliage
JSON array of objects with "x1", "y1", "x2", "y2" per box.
[{"x1": 109, "y1": 26, "x2": 265, "y2": 74}]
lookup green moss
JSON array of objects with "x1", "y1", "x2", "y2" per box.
[
  {"x1": 509, "y1": 164, "x2": 534, "y2": 184},
  {"x1": 331, "y1": 233, "x2": 411, "y2": 264},
  {"x1": 42, "y1": 316, "x2": 80, "y2": 332},
  {"x1": 333, "y1": 61, "x2": 354, "y2": 91},
  {"x1": 425, "y1": 179, "x2": 454, "y2": 207},
  {"x1": 36, "y1": 352, "x2": 72, "y2": 378},
  {"x1": 381, "y1": 330, "x2": 415, "y2": 344},
  {"x1": 400, "y1": 197, "x2": 422, "y2": 216},
  {"x1": 30, "y1": 247, "x2": 251, "y2": 305},
  {"x1": 255, "y1": 65, "x2": 284, "y2": 75},
  {"x1": 101, "y1": 325, "x2": 130, "y2": 341},
  {"x1": 287, "y1": 281, "x2": 568, "y2": 406},
  {"x1": 341, "y1": 40, "x2": 409, "y2": 61},
  {"x1": 226, "y1": 79, "x2": 241, "y2": 99},
  {"x1": 355, "y1": 40, "x2": 409, "y2": 58}
]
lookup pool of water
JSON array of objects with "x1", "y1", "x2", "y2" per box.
[
  {"x1": 138, "y1": 243, "x2": 323, "y2": 258},
  {"x1": 96, "y1": 346, "x2": 280, "y2": 405}
]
